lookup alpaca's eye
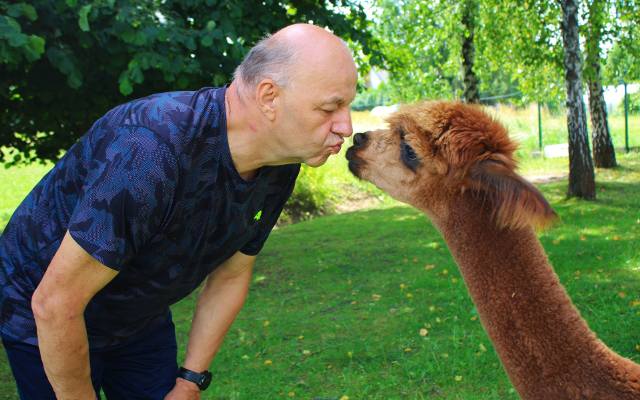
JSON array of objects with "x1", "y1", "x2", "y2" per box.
[
  {"x1": 401, "y1": 141, "x2": 421, "y2": 171},
  {"x1": 402, "y1": 142, "x2": 417, "y2": 160}
]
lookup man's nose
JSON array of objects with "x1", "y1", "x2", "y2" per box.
[
  {"x1": 353, "y1": 131, "x2": 369, "y2": 147},
  {"x1": 332, "y1": 109, "x2": 353, "y2": 138}
]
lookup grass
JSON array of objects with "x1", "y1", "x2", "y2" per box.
[
  {"x1": 0, "y1": 109, "x2": 639, "y2": 399},
  {"x1": 167, "y1": 152, "x2": 639, "y2": 400}
]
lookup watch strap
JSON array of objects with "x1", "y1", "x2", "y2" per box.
[{"x1": 177, "y1": 367, "x2": 212, "y2": 390}]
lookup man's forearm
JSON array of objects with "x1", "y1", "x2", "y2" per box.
[
  {"x1": 35, "y1": 313, "x2": 95, "y2": 399},
  {"x1": 182, "y1": 257, "x2": 254, "y2": 372}
]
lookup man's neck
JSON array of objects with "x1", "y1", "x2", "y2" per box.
[{"x1": 225, "y1": 82, "x2": 268, "y2": 180}]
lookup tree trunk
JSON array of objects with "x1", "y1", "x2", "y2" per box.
[
  {"x1": 461, "y1": 0, "x2": 480, "y2": 103},
  {"x1": 588, "y1": 73, "x2": 617, "y2": 168},
  {"x1": 559, "y1": 0, "x2": 596, "y2": 199},
  {"x1": 585, "y1": 0, "x2": 617, "y2": 168}
]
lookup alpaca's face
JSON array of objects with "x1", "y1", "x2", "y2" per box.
[
  {"x1": 345, "y1": 126, "x2": 423, "y2": 205},
  {"x1": 347, "y1": 101, "x2": 517, "y2": 209},
  {"x1": 346, "y1": 101, "x2": 556, "y2": 229}
]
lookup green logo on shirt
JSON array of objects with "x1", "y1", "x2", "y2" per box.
[{"x1": 254, "y1": 210, "x2": 262, "y2": 221}]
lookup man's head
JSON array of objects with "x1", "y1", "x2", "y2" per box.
[{"x1": 233, "y1": 24, "x2": 358, "y2": 167}]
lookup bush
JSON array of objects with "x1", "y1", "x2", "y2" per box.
[
  {"x1": 351, "y1": 85, "x2": 392, "y2": 111},
  {"x1": 621, "y1": 91, "x2": 640, "y2": 114},
  {"x1": 280, "y1": 165, "x2": 336, "y2": 224}
]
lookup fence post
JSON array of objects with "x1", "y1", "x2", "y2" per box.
[
  {"x1": 538, "y1": 102, "x2": 543, "y2": 152},
  {"x1": 624, "y1": 81, "x2": 629, "y2": 153}
]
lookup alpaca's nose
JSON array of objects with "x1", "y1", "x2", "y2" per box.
[{"x1": 353, "y1": 131, "x2": 369, "y2": 147}]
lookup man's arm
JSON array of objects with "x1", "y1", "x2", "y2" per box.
[
  {"x1": 31, "y1": 231, "x2": 119, "y2": 399},
  {"x1": 165, "y1": 251, "x2": 255, "y2": 399}
]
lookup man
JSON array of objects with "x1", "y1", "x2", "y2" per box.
[{"x1": 0, "y1": 23, "x2": 357, "y2": 399}]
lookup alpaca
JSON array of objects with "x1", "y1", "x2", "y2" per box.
[{"x1": 346, "y1": 101, "x2": 640, "y2": 400}]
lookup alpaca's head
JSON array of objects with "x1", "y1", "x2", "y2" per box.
[{"x1": 346, "y1": 101, "x2": 557, "y2": 230}]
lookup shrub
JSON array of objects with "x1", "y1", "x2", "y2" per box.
[
  {"x1": 280, "y1": 165, "x2": 336, "y2": 224},
  {"x1": 351, "y1": 85, "x2": 392, "y2": 111},
  {"x1": 623, "y1": 91, "x2": 640, "y2": 114}
]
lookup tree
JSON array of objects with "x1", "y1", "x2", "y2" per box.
[
  {"x1": 479, "y1": 1, "x2": 566, "y2": 104},
  {"x1": 0, "y1": 0, "x2": 378, "y2": 164},
  {"x1": 559, "y1": 0, "x2": 596, "y2": 199},
  {"x1": 584, "y1": 0, "x2": 616, "y2": 168},
  {"x1": 461, "y1": 0, "x2": 480, "y2": 103},
  {"x1": 603, "y1": 0, "x2": 640, "y2": 85},
  {"x1": 486, "y1": 0, "x2": 596, "y2": 198},
  {"x1": 373, "y1": 0, "x2": 495, "y2": 103},
  {"x1": 604, "y1": 42, "x2": 640, "y2": 85}
]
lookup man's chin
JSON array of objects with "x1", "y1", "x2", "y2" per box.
[{"x1": 304, "y1": 153, "x2": 332, "y2": 168}]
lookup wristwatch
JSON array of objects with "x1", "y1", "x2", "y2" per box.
[{"x1": 177, "y1": 367, "x2": 212, "y2": 390}]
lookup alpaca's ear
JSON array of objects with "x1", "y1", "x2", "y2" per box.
[{"x1": 468, "y1": 159, "x2": 558, "y2": 230}]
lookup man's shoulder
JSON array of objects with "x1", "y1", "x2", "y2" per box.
[
  {"x1": 94, "y1": 87, "x2": 224, "y2": 150},
  {"x1": 107, "y1": 87, "x2": 222, "y2": 126}
]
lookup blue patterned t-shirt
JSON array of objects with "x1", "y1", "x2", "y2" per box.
[{"x1": 0, "y1": 87, "x2": 299, "y2": 348}]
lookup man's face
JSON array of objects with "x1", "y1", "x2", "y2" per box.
[{"x1": 275, "y1": 54, "x2": 357, "y2": 167}]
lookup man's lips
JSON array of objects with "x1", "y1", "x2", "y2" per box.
[{"x1": 329, "y1": 141, "x2": 344, "y2": 154}]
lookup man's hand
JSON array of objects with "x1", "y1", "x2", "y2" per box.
[
  {"x1": 163, "y1": 378, "x2": 201, "y2": 400},
  {"x1": 32, "y1": 232, "x2": 118, "y2": 398}
]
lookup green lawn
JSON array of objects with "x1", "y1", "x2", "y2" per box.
[
  {"x1": 171, "y1": 152, "x2": 639, "y2": 400},
  {"x1": 0, "y1": 112, "x2": 639, "y2": 399}
]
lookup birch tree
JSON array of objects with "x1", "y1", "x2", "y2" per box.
[{"x1": 560, "y1": 0, "x2": 596, "y2": 199}]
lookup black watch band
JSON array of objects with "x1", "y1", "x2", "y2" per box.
[{"x1": 177, "y1": 367, "x2": 212, "y2": 391}]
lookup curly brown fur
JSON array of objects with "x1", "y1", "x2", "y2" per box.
[{"x1": 346, "y1": 101, "x2": 640, "y2": 399}]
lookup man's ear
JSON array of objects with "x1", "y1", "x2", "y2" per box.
[
  {"x1": 255, "y1": 79, "x2": 279, "y2": 121},
  {"x1": 468, "y1": 159, "x2": 558, "y2": 230}
]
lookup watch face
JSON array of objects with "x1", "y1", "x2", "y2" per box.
[{"x1": 200, "y1": 371, "x2": 213, "y2": 390}]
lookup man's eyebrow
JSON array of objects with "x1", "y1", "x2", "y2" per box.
[{"x1": 322, "y1": 96, "x2": 345, "y2": 105}]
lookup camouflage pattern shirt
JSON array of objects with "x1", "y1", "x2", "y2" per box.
[{"x1": 0, "y1": 86, "x2": 299, "y2": 348}]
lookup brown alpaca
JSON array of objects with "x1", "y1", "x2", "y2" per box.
[{"x1": 346, "y1": 101, "x2": 640, "y2": 400}]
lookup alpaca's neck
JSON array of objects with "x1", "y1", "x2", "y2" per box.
[{"x1": 431, "y1": 194, "x2": 640, "y2": 400}]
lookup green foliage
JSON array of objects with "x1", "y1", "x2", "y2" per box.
[
  {"x1": 371, "y1": 0, "x2": 566, "y2": 105},
  {"x1": 603, "y1": 0, "x2": 640, "y2": 84},
  {"x1": 372, "y1": 0, "x2": 464, "y2": 102},
  {"x1": 0, "y1": 2, "x2": 45, "y2": 65},
  {"x1": 281, "y1": 165, "x2": 336, "y2": 224},
  {"x1": 605, "y1": 42, "x2": 640, "y2": 85},
  {"x1": 622, "y1": 91, "x2": 640, "y2": 114},
  {"x1": 0, "y1": 0, "x2": 380, "y2": 164},
  {"x1": 351, "y1": 83, "x2": 392, "y2": 110}
]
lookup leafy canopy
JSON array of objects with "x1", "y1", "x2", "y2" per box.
[{"x1": 0, "y1": 0, "x2": 379, "y2": 164}]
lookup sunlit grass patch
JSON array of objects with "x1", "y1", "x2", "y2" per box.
[{"x1": 167, "y1": 153, "x2": 640, "y2": 399}]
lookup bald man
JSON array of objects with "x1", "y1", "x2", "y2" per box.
[{"x1": 0, "y1": 24, "x2": 357, "y2": 400}]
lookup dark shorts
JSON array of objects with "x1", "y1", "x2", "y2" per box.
[{"x1": 2, "y1": 318, "x2": 178, "y2": 400}]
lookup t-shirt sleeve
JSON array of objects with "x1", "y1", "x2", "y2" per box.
[
  {"x1": 240, "y1": 165, "x2": 300, "y2": 256},
  {"x1": 68, "y1": 126, "x2": 179, "y2": 270}
]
